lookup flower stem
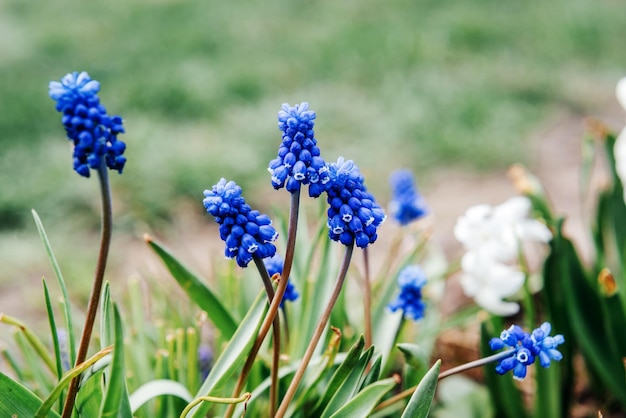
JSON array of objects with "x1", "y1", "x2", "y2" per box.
[
  {"x1": 275, "y1": 242, "x2": 354, "y2": 418},
  {"x1": 62, "y1": 163, "x2": 113, "y2": 418},
  {"x1": 363, "y1": 248, "x2": 372, "y2": 348},
  {"x1": 253, "y1": 255, "x2": 281, "y2": 418},
  {"x1": 224, "y1": 190, "x2": 301, "y2": 418},
  {"x1": 374, "y1": 350, "x2": 515, "y2": 412}
]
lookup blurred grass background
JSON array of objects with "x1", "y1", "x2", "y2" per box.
[{"x1": 1, "y1": 0, "x2": 625, "y2": 302}]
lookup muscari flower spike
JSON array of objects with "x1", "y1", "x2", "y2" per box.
[
  {"x1": 264, "y1": 254, "x2": 299, "y2": 307},
  {"x1": 387, "y1": 265, "x2": 427, "y2": 320},
  {"x1": 325, "y1": 157, "x2": 386, "y2": 248},
  {"x1": 388, "y1": 169, "x2": 428, "y2": 226},
  {"x1": 203, "y1": 179, "x2": 278, "y2": 267},
  {"x1": 489, "y1": 322, "x2": 564, "y2": 380},
  {"x1": 268, "y1": 102, "x2": 330, "y2": 197},
  {"x1": 49, "y1": 71, "x2": 126, "y2": 177}
]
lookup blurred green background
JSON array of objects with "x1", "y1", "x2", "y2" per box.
[{"x1": 1, "y1": 0, "x2": 625, "y2": 297}]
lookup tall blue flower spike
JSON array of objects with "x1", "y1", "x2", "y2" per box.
[
  {"x1": 388, "y1": 169, "x2": 428, "y2": 225},
  {"x1": 268, "y1": 102, "x2": 330, "y2": 197},
  {"x1": 325, "y1": 157, "x2": 386, "y2": 248},
  {"x1": 264, "y1": 254, "x2": 299, "y2": 307},
  {"x1": 49, "y1": 71, "x2": 126, "y2": 177},
  {"x1": 388, "y1": 265, "x2": 427, "y2": 320},
  {"x1": 489, "y1": 322, "x2": 564, "y2": 380},
  {"x1": 203, "y1": 179, "x2": 279, "y2": 267}
]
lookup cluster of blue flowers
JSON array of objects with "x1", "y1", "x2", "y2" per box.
[
  {"x1": 490, "y1": 322, "x2": 565, "y2": 380},
  {"x1": 388, "y1": 169, "x2": 428, "y2": 226},
  {"x1": 264, "y1": 254, "x2": 299, "y2": 307},
  {"x1": 203, "y1": 179, "x2": 279, "y2": 267},
  {"x1": 387, "y1": 265, "x2": 427, "y2": 320},
  {"x1": 325, "y1": 157, "x2": 386, "y2": 248},
  {"x1": 268, "y1": 103, "x2": 330, "y2": 198},
  {"x1": 49, "y1": 72, "x2": 126, "y2": 177}
]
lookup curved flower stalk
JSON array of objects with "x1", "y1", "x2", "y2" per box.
[
  {"x1": 489, "y1": 322, "x2": 565, "y2": 380},
  {"x1": 388, "y1": 169, "x2": 429, "y2": 226},
  {"x1": 388, "y1": 265, "x2": 428, "y2": 321},
  {"x1": 268, "y1": 102, "x2": 330, "y2": 197},
  {"x1": 203, "y1": 178, "x2": 279, "y2": 267},
  {"x1": 49, "y1": 71, "x2": 125, "y2": 418},
  {"x1": 49, "y1": 71, "x2": 126, "y2": 177},
  {"x1": 454, "y1": 196, "x2": 552, "y2": 315},
  {"x1": 614, "y1": 77, "x2": 626, "y2": 201}
]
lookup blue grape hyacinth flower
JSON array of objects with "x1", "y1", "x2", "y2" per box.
[
  {"x1": 203, "y1": 179, "x2": 279, "y2": 267},
  {"x1": 489, "y1": 322, "x2": 564, "y2": 380},
  {"x1": 388, "y1": 265, "x2": 427, "y2": 320},
  {"x1": 49, "y1": 71, "x2": 126, "y2": 177},
  {"x1": 268, "y1": 102, "x2": 330, "y2": 197},
  {"x1": 388, "y1": 169, "x2": 428, "y2": 225},
  {"x1": 264, "y1": 254, "x2": 299, "y2": 307},
  {"x1": 325, "y1": 157, "x2": 386, "y2": 248}
]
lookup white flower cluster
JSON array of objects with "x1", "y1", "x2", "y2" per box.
[
  {"x1": 614, "y1": 77, "x2": 626, "y2": 201},
  {"x1": 454, "y1": 196, "x2": 552, "y2": 316}
]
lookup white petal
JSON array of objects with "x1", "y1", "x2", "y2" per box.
[
  {"x1": 617, "y1": 77, "x2": 626, "y2": 111},
  {"x1": 615, "y1": 129, "x2": 626, "y2": 206},
  {"x1": 475, "y1": 290, "x2": 520, "y2": 316}
]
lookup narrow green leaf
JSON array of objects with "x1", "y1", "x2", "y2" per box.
[
  {"x1": 312, "y1": 336, "x2": 365, "y2": 415},
  {"x1": 35, "y1": 348, "x2": 112, "y2": 418},
  {"x1": 0, "y1": 372, "x2": 60, "y2": 418},
  {"x1": 401, "y1": 359, "x2": 441, "y2": 418},
  {"x1": 146, "y1": 236, "x2": 238, "y2": 339},
  {"x1": 190, "y1": 291, "x2": 267, "y2": 418},
  {"x1": 43, "y1": 279, "x2": 63, "y2": 381},
  {"x1": 360, "y1": 354, "x2": 382, "y2": 390},
  {"x1": 0, "y1": 313, "x2": 56, "y2": 374},
  {"x1": 321, "y1": 345, "x2": 376, "y2": 418},
  {"x1": 100, "y1": 304, "x2": 133, "y2": 418},
  {"x1": 75, "y1": 368, "x2": 104, "y2": 417},
  {"x1": 32, "y1": 209, "x2": 76, "y2": 365},
  {"x1": 328, "y1": 377, "x2": 396, "y2": 418},
  {"x1": 551, "y1": 220, "x2": 626, "y2": 407},
  {"x1": 130, "y1": 380, "x2": 193, "y2": 413}
]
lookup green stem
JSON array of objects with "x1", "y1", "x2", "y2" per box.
[
  {"x1": 253, "y1": 255, "x2": 281, "y2": 418},
  {"x1": 224, "y1": 190, "x2": 301, "y2": 418},
  {"x1": 275, "y1": 243, "x2": 354, "y2": 418},
  {"x1": 62, "y1": 163, "x2": 113, "y2": 418}
]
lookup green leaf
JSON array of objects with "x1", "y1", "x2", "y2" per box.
[
  {"x1": 100, "y1": 304, "x2": 132, "y2": 418},
  {"x1": 0, "y1": 372, "x2": 60, "y2": 418},
  {"x1": 75, "y1": 368, "x2": 105, "y2": 417},
  {"x1": 312, "y1": 335, "x2": 365, "y2": 415},
  {"x1": 35, "y1": 348, "x2": 112, "y2": 418},
  {"x1": 321, "y1": 345, "x2": 375, "y2": 418},
  {"x1": 401, "y1": 359, "x2": 441, "y2": 418},
  {"x1": 328, "y1": 377, "x2": 396, "y2": 418},
  {"x1": 32, "y1": 209, "x2": 76, "y2": 365},
  {"x1": 146, "y1": 236, "x2": 238, "y2": 339},
  {"x1": 43, "y1": 279, "x2": 63, "y2": 381},
  {"x1": 130, "y1": 380, "x2": 193, "y2": 413},
  {"x1": 189, "y1": 291, "x2": 267, "y2": 418},
  {"x1": 360, "y1": 354, "x2": 382, "y2": 390}
]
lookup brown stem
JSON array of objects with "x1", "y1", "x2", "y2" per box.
[
  {"x1": 224, "y1": 190, "x2": 301, "y2": 418},
  {"x1": 363, "y1": 248, "x2": 372, "y2": 348},
  {"x1": 253, "y1": 256, "x2": 281, "y2": 417},
  {"x1": 62, "y1": 163, "x2": 113, "y2": 418},
  {"x1": 274, "y1": 243, "x2": 354, "y2": 418}
]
